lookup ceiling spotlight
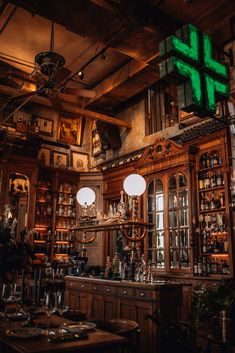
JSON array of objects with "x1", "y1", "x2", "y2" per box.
[
  {"x1": 78, "y1": 71, "x2": 84, "y2": 80},
  {"x1": 101, "y1": 53, "x2": 108, "y2": 61}
]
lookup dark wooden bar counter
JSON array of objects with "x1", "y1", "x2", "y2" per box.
[
  {"x1": 65, "y1": 276, "x2": 182, "y2": 353},
  {"x1": 0, "y1": 315, "x2": 127, "y2": 353}
]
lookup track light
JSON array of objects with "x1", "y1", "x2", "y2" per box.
[
  {"x1": 101, "y1": 53, "x2": 108, "y2": 61},
  {"x1": 78, "y1": 71, "x2": 84, "y2": 80}
]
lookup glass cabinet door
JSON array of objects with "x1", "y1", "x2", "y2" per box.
[
  {"x1": 169, "y1": 172, "x2": 190, "y2": 269},
  {"x1": 147, "y1": 178, "x2": 165, "y2": 268}
]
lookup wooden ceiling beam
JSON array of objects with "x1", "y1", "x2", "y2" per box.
[
  {"x1": 0, "y1": 84, "x2": 132, "y2": 128},
  {"x1": 89, "y1": 52, "x2": 160, "y2": 104}
]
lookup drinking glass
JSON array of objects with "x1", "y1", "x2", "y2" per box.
[
  {"x1": 55, "y1": 290, "x2": 68, "y2": 316},
  {"x1": 41, "y1": 290, "x2": 56, "y2": 335}
]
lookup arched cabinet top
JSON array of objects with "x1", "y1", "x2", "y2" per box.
[{"x1": 136, "y1": 137, "x2": 198, "y2": 174}]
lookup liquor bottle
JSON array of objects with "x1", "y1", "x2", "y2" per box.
[
  {"x1": 217, "y1": 171, "x2": 222, "y2": 186},
  {"x1": 206, "y1": 153, "x2": 211, "y2": 168},
  {"x1": 202, "y1": 230, "x2": 207, "y2": 253},
  {"x1": 197, "y1": 257, "x2": 203, "y2": 276},
  {"x1": 201, "y1": 154, "x2": 206, "y2": 169},
  {"x1": 202, "y1": 257, "x2": 208, "y2": 276},
  {"x1": 199, "y1": 173, "x2": 204, "y2": 190},
  {"x1": 211, "y1": 258, "x2": 217, "y2": 274},
  {"x1": 210, "y1": 193, "x2": 216, "y2": 210},
  {"x1": 200, "y1": 193, "x2": 205, "y2": 211},
  {"x1": 205, "y1": 172, "x2": 210, "y2": 189},
  {"x1": 206, "y1": 258, "x2": 211, "y2": 275},
  {"x1": 193, "y1": 259, "x2": 198, "y2": 276},
  {"x1": 212, "y1": 171, "x2": 217, "y2": 188},
  {"x1": 215, "y1": 195, "x2": 221, "y2": 209},
  {"x1": 213, "y1": 152, "x2": 219, "y2": 166},
  {"x1": 221, "y1": 172, "x2": 224, "y2": 186},
  {"x1": 219, "y1": 192, "x2": 225, "y2": 207},
  {"x1": 224, "y1": 237, "x2": 229, "y2": 253}
]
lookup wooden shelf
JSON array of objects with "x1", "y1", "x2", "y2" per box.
[
  {"x1": 199, "y1": 164, "x2": 223, "y2": 172},
  {"x1": 199, "y1": 207, "x2": 226, "y2": 213},
  {"x1": 199, "y1": 186, "x2": 224, "y2": 193}
]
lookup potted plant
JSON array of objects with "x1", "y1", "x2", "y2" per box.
[
  {"x1": 0, "y1": 204, "x2": 34, "y2": 282},
  {"x1": 190, "y1": 281, "x2": 235, "y2": 345}
]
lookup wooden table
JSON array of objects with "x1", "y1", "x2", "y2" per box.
[{"x1": 0, "y1": 315, "x2": 127, "y2": 353}]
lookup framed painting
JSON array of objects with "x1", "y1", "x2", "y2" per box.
[
  {"x1": 38, "y1": 147, "x2": 51, "y2": 167},
  {"x1": 71, "y1": 151, "x2": 90, "y2": 172},
  {"x1": 91, "y1": 129, "x2": 102, "y2": 155},
  {"x1": 58, "y1": 116, "x2": 84, "y2": 146},
  {"x1": 52, "y1": 151, "x2": 68, "y2": 169},
  {"x1": 35, "y1": 117, "x2": 53, "y2": 136}
]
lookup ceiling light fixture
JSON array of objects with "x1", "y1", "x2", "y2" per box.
[
  {"x1": 101, "y1": 53, "x2": 108, "y2": 61},
  {"x1": 78, "y1": 71, "x2": 84, "y2": 80}
]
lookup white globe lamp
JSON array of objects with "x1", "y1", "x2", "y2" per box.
[
  {"x1": 76, "y1": 187, "x2": 95, "y2": 206},
  {"x1": 123, "y1": 174, "x2": 146, "y2": 196}
]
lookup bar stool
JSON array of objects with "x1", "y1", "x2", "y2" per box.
[{"x1": 90, "y1": 319, "x2": 140, "y2": 353}]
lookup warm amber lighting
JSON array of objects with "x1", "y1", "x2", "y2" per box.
[
  {"x1": 35, "y1": 225, "x2": 48, "y2": 230},
  {"x1": 23, "y1": 82, "x2": 37, "y2": 92},
  {"x1": 34, "y1": 240, "x2": 46, "y2": 243},
  {"x1": 211, "y1": 254, "x2": 228, "y2": 257}
]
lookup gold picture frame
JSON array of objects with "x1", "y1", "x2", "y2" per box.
[
  {"x1": 38, "y1": 147, "x2": 51, "y2": 167},
  {"x1": 71, "y1": 151, "x2": 90, "y2": 172},
  {"x1": 58, "y1": 116, "x2": 84, "y2": 146},
  {"x1": 52, "y1": 151, "x2": 69, "y2": 169}
]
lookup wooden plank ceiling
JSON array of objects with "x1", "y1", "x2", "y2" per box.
[{"x1": 0, "y1": 0, "x2": 234, "y2": 126}]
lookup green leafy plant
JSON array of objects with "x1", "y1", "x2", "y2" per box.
[
  {"x1": 145, "y1": 310, "x2": 197, "y2": 353},
  {"x1": 0, "y1": 216, "x2": 34, "y2": 281}
]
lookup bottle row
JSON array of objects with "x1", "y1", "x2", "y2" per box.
[
  {"x1": 54, "y1": 243, "x2": 75, "y2": 254},
  {"x1": 36, "y1": 204, "x2": 53, "y2": 216},
  {"x1": 57, "y1": 193, "x2": 75, "y2": 205},
  {"x1": 54, "y1": 231, "x2": 74, "y2": 241},
  {"x1": 58, "y1": 184, "x2": 76, "y2": 193},
  {"x1": 200, "y1": 192, "x2": 225, "y2": 211},
  {"x1": 199, "y1": 151, "x2": 222, "y2": 170},
  {"x1": 33, "y1": 243, "x2": 51, "y2": 254},
  {"x1": 198, "y1": 170, "x2": 224, "y2": 190},
  {"x1": 201, "y1": 230, "x2": 229, "y2": 254},
  {"x1": 37, "y1": 180, "x2": 52, "y2": 190},
  {"x1": 56, "y1": 219, "x2": 76, "y2": 229},
  {"x1": 56, "y1": 205, "x2": 76, "y2": 217},
  {"x1": 36, "y1": 190, "x2": 53, "y2": 203},
  {"x1": 34, "y1": 232, "x2": 52, "y2": 241},
  {"x1": 193, "y1": 257, "x2": 230, "y2": 276},
  {"x1": 199, "y1": 213, "x2": 226, "y2": 232}
]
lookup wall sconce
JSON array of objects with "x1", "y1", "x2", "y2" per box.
[
  {"x1": 122, "y1": 173, "x2": 147, "y2": 261},
  {"x1": 76, "y1": 187, "x2": 97, "y2": 223},
  {"x1": 123, "y1": 173, "x2": 146, "y2": 222},
  {"x1": 76, "y1": 187, "x2": 97, "y2": 256}
]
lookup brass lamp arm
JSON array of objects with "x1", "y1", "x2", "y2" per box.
[
  {"x1": 120, "y1": 225, "x2": 147, "y2": 242},
  {"x1": 76, "y1": 231, "x2": 97, "y2": 245}
]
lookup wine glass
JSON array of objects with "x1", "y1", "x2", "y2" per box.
[
  {"x1": 1, "y1": 283, "x2": 16, "y2": 320},
  {"x1": 55, "y1": 290, "x2": 68, "y2": 316},
  {"x1": 41, "y1": 290, "x2": 56, "y2": 335}
]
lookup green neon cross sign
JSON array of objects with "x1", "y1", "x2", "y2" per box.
[{"x1": 159, "y1": 24, "x2": 229, "y2": 116}]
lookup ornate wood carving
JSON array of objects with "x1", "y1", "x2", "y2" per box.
[{"x1": 136, "y1": 137, "x2": 184, "y2": 168}]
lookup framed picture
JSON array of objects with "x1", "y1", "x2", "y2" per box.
[
  {"x1": 38, "y1": 147, "x2": 51, "y2": 167},
  {"x1": 92, "y1": 129, "x2": 102, "y2": 155},
  {"x1": 35, "y1": 117, "x2": 53, "y2": 136},
  {"x1": 71, "y1": 151, "x2": 90, "y2": 172},
  {"x1": 52, "y1": 151, "x2": 68, "y2": 169},
  {"x1": 58, "y1": 116, "x2": 84, "y2": 146}
]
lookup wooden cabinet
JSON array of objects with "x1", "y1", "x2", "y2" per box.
[
  {"x1": 103, "y1": 131, "x2": 233, "y2": 281},
  {"x1": 65, "y1": 276, "x2": 182, "y2": 353},
  {"x1": 195, "y1": 146, "x2": 232, "y2": 277},
  {"x1": 33, "y1": 167, "x2": 80, "y2": 263}
]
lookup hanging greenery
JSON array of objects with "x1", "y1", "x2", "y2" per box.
[{"x1": 0, "y1": 207, "x2": 34, "y2": 281}]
